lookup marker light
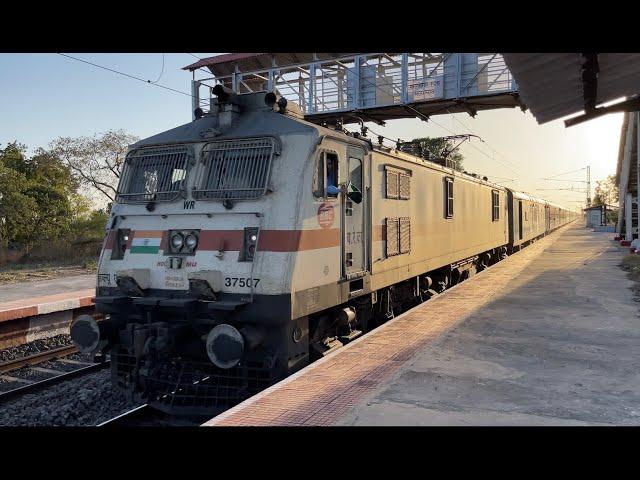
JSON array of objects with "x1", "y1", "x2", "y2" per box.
[{"x1": 241, "y1": 227, "x2": 259, "y2": 262}]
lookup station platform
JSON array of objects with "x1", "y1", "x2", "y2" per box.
[
  {"x1": 0, "y1": 290, "x2": 95, "y2": 323},
  {"x1": 0, "y1": 274, "x2": 95, "y2": 303},
  {"x1": 204, "y1": 224, "x2": 640, "y2": 426},
  {"x1": 0, "y1": 274, "x2": 95, "y2": 348},
  {"x1": 0, "y1": 289, "x2": 95, "y2": 348}
]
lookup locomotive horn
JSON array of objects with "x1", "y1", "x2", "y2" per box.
[
  {"x1": 277, "y1": 96, "x2": 288, "y2": 113},
  {"x1": 70, "y1": 315, "x2": 109, "y2": 353},
  {"x1": 211, "y1": 84, "x2": 235, "y2": 102},
  {"x1": 264, "y1": 92, "x2": 277, "y2": 107}
]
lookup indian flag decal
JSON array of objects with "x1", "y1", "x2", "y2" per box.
[{"x1": 130, "y1": 231, "x2": 163, "y2": 254}]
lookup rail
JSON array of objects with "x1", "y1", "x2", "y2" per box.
[
  {"x1": 97, "y1": 404, "x2": 204, "y2": 427},
  {"x1": 0, "y1": 345, "x2": 78, "y2": 374},
  {"x1": 0, "y1": 349, "x2": 109, "y2": 403}
]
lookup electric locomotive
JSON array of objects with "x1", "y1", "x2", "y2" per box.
[{"x1": 70, "y1": 87, "x2": 575, "y2": 415}]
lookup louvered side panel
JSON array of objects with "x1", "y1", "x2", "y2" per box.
[
  {"x1": 386, "y1": 217, "x2": 399, "y2": 256},
  {"x1": 386, "y1": 170, "x2": 399, "y2": 199},
  {"x1": 399, "y1": 217, "x2": 411, "y2": 253}
]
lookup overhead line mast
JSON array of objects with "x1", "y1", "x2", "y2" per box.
[{"x1": 586, "y1": 165, "x2": 591, "y2": 207}]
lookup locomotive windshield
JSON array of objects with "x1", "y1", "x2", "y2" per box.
[
  {"x1": 193, "y1": 137, "x2": 277, "y2": 201},
  {"x1": 116, "y1": 145, "x2": 189, "y2": 203}
]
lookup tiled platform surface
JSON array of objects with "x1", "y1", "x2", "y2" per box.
[
  {"x1": 0, "y1": 290, "x2": 95, "y2": 323},
  {"x1": 204, "y1": 223, "x2": 603, "y2": 426},
  {"x1": 0, "y1": 274, "x2": 95, "y2": 303}
]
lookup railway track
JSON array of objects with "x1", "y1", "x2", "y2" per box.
[
  {"x1": 0, "y1": 345, "x2": 109, "y2": 402},
  {"x1": 0, "y1": 342, "x2": 201, "y2": 425},
  {"x1": 98, "y1": 404, "x2": 206, "y2": 427},
  {"x1": 0, "y1": 345, "x2": 77, "y2": 374}
]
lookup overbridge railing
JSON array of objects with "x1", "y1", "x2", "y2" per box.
[{"x1": 191, "y1": 53, "x2": 518, "y2": 123}]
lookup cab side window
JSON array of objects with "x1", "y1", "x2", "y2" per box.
[
  {"x1": 313, "y1": 152, "x2": 339, "y2": 199},
  {"x1": 444, "y1": 177, "x2": 454, "y2": 218},
  {"x1": 326, "y1": 153, "x2": 339, "y2": 197},
  {"x1": 492, "y1": 190, "x2": 500, "y2": 221}
]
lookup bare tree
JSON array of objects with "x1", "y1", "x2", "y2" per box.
[{"x1": 49, "y1": 130, "x2": 139, "y2": 204}]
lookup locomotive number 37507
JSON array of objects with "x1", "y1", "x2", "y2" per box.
[{"x1": 224, "y1": 277, "x2": 261, "y2": 288}]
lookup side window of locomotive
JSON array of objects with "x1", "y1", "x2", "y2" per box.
[
  {"x1": 444, "y1": 177, "x2": 454, "y2": 218},
  {"x1": 313, "y1": 152, "x2": 339, "y2": 199},
  {"x1": 349, "y1": 157, "x2": 362, "y2": 192},
  {"x1": 326, "y1": 153, "x2": 339, "y2": 197},
  {"x1": 313, "y1": 154, "x2": 324, "y2": 198},
  {"x1": 492, "y1": 190, "x2": 500, "y2": 221}
]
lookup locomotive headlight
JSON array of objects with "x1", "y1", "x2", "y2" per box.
[
  {"x1": 171, "y1": 232, "x2": 184, "y2": 251},
  {"x1": 185, "y1": 233, "x2": 198, "y2": 251}
]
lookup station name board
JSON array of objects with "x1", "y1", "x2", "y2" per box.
[{"x1": 408, "y1": 75, "x2": 444, "y2": 102}]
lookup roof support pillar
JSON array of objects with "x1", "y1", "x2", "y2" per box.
[
  {"x1": 626, "y1": 193, "x2": 633, "y2": 240},
  {"x1": 353, "y1": 55, "x2": 362, "y2": 110},
  {"x1": 617, "y1": 114, "x2": 634, "y2": 234},
  {"x1": 581, "y1": 53, "x2": 599, "y2": 114},
  {"x1": 308, "y1": 62, "x2": 316, "y2": 114},
  {"x1": 191, "y1": 80, "x2": 200, "y2": 120},
  {"x1": 268, "y1": 55, "x2": 276, "y2": 92},
  {"x1": 636, "y1": 112, "x2": 640, "y2": 239},
  {"x1": 401, "y1": 53, "x2": 409, "y2": 104}
]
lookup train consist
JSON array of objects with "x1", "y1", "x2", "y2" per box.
[{"x1": 70, "y1": 88, "x2": 577, "y2": 415}]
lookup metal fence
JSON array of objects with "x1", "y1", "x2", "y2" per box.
[
  {"x1": 193, "y1": 137, "x2": 278, "y2": 201},
  {"x1": 116, "y1": 145, "x2": 190, "y2": 203}
]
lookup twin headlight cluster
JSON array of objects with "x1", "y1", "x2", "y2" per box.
[
  {"x1": 169, "y1": 229, "x2": 200, "y2": 254},
  {"x1": 167, "y1": 228, "x2": 258, "y2": 260}
]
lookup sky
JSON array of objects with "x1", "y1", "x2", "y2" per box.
[{"x1": 0, "y1": 53, "x2": 623, "y2": 212}]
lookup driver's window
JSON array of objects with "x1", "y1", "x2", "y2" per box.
[
  {"x1": 313, "y1": 151, "x2": 339, "y2": 199},
  {"x1": 349, "y1": 157, "x2": 362, "y2": 192}
]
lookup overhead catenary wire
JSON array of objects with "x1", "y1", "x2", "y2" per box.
[
  {"x1": 488, "y1": 175, "x2": 515, "y2": 181},
  {"x1": 445, "y1": 108, "x2": 522, "y2": 172},
  {"x1": 356, "y1": 113, "x2": 520, "y2": 179},
  {"x1": 360, "y1": 124, "x2": 453, "y2": 160},
  {"x1": 543, "y1": 166, "x2": 587, "y2": 180},
  {"x1": 536, "y1": 187, "x2": 588, "y2": 192},
  {"x1": 427, "y1": 114, "x2": 521, "y2": 176},
  {"x1": 541, "y1": 178, "x2": 588, "y2": 183},
  {"x1": 438, "y1": 109, "x2": 520, "y2": 174},
  {"x1": 56, "y1": 53, "x2": 194, "y2": 98},
  {"x1": 148, "y1": 53, "x2": 165, "y2": 84}
]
